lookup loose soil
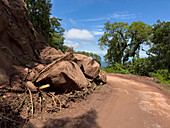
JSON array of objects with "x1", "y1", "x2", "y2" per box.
[{"x1": 1, "y1": 73, "x2": 170, "y2": 128}]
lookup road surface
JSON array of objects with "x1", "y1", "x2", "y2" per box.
[{"x1": 95, "y1": 74, "x2": 170, "y2": 128}]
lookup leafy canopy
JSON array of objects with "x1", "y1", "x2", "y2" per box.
[
  {"x1": 148, "y1": 20, "x2": 170, "y2": 72},
  {"x1": 98, "y1": 21, "x2": 152, "y2": 65},
  {"x1": 24, "y1": 0, "x2": 67, "y2": 52}
]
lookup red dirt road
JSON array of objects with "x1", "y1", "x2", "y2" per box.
[
  {"x1": 26, "y1": 74, "x2": 170, "y2": 128},
  {"x1": 96, "y1": 74, "x2": 170, "y2": 128}
]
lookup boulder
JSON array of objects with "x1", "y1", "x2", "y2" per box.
[
  {"x1": 40, "y1": 46, "x2": 74, "y2": 64},
  {"x1": 99, "y1": 71, "x2": 107, "y2": 84},
  {"x1": 74, "y1": 54, "x2": 100, "y2": 79},
  {"x1": 35, "y1": 61, "x2": 88, "y2": 92}
]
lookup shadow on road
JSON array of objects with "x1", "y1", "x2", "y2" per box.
[{"x1": 42, "y1": 110, "x2": 100, "y2": 128}]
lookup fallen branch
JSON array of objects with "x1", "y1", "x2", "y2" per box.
[
  {"x1": 39, "y1": 96, "x2": 42, "y2": 112},
  {"x1": 47, "y1": 93, "x2": 61, "y2": 111},
  {"x1": 32, "y1": 52, "x2": 73, "y2": 83},
  {"x1": 51, "y1": 94, "x2": 57, "y2": 106},
  {"x1": 50, "y1": 93, "x2": 62, "y2": 112},
  {"x1": 55, "y1": 95, "x2": 62, "y2": 112},
  {"x1": 39, "y1": 84, "x2": 50, "y2": 90},
  {"x1": 27, "y1": 89, "x2": 34, "y2": 116}
]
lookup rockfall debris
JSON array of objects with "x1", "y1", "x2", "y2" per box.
[{"x1": 0, "y1": 0, "x2": 107, "y2": 127}]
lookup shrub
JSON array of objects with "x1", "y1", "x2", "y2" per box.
[
  {"x1": 124, "y1": 57, "x2": 154, "y2": 76},
  {"x1": 149, "y1": 70, "x2": 170, "y2": 84},
  {"x1": 103, "y1": 63, "x2": 130, "y2": 74}
]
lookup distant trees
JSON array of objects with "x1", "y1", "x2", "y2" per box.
[
  {"x1": 24, "y1": 0, "x2": 67, "y2": 52},
  {"x1": 98, "y1": 21, "x2": 152, "y2": 66},
  {"x1": 24, "y1": 0, "x2": 52, "y2": 42},
  {"x1": 76, "y1": 51, "x2": 101, "y2": 65},
  {"x1": 148, "y1": 20, "x2": 170, "y2": 72},
  {"x1": 100, "y1": 20, "x2": 170, "y2": 78}
]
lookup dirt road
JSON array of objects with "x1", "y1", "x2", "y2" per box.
[
  {"x1": 96, "y1": 74, "x2": 170, "y2": 128},
  {"x1": 26, "y1": 74, "x2": 170, "y2": 128}
]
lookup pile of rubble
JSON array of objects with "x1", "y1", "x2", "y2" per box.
[
  {"x1": 0, "y1": 0, "x2": 106, "y2": 93},
  {"x1": 0, "y1": 1, "x2": 107, "y2": 127}
]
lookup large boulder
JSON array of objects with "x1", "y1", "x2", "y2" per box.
[
  {"x1": 35, "y1": 61, "x2": 88, "y2": 92},
  {"x1": 74, "y1": 54, "x2": 100, "y2": 79}
]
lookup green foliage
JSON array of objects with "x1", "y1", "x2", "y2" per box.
[
  {"x1": 148, "y1": 20, "x2": 170, "y2": 72},
  {"x1": 100, "y1": 20, "x2": 170, "y2": 85},
  {"x1": 49, "y1": 31, "x2": 68, "y2": 53},
  {"x1": 98, "y1": 21, "x2": 152, "y2": 65},
  {"x1": 24, "y1": 0, "x2": 67, "y2": 52},
  {"x1": 75, "y1": 51, "x2": 101, "y2": 65},
  {"x1": 104, "y1": 57, "x2": 154, "y2": 76},
  {"x1": 150, "y1": 70, "x2": 170, "y2": 84},
  {"x1": 103, "y1": 59, "x2": 170, "y2": 85},
  {"x1": 124, "y1": 57, "x2": 154, "y2": 76},
  {"x1": 24, "y1": 0, "x2": 52, "y2": 42},
  {"x1": 104, "y1": 63, "x2": 130, "y2": 74},
  {"x1": 99, "y1": 21, "x2": 129, "y2": 65}
]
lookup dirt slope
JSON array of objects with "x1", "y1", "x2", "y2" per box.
[{"x1": 96, "y1": 74, "x2": 170, "y2": 128}]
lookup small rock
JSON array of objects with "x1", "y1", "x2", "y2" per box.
[
  {"x1": 99, "y1": 71, "x2": 107, "y2": 84},
  {"x1": 27, "y1": 71, "x2": 35, "y2": 81},
  {"x1": 0, "y1": 68, "x2": 9, "y2": 86},
  {"x1": 24, "y1": 68, "x2": 29, "y2": 73},
  {"x1": 26, "y1": 81, "x2": 37, "y2": 92}
]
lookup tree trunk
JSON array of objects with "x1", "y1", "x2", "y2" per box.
[{"x1": 117, "y1": 58, "x2": 122, "y2": 64}]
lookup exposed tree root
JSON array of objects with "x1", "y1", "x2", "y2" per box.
[
  {"x1": 0, "y1": 81, "x2": 100, "y2": 128},
  {"x1": 27, "y1": 89, "x2": 34, "y2": 116}
]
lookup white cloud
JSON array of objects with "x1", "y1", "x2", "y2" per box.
[
  {"x1": 69, "y1": 19, "x2": 77, "y2": 26},
  {"x1": 95, "y1": 25, "x2": 104, "y2": 28},
  {"x1": 93, "y1": 28, "x2": 103, "y2": 31},
  {"x1": 64, "y1": 40, "x2": 80, "y2": 48},
  {"x1": 84, "y1": 50, "x2": 107, "y2": 55},
  {"x1": 80, "y1": 17, "x2": 105, "y2": 22},
  {"x1": 65, "y1": 28, "x2": 94, "y2": 40},
  {"x1": 92, "y1": 31, "x2": 104, "y2": 36},
  {"x1": 80, "y1": 11, "x2": 136, "y2": 22},
  {"x1": 111, "y1": 11, "x2": 136, "y2": 19},
  {"x1": 80, "y1": 42, "x2": 95, "y2": 45}
]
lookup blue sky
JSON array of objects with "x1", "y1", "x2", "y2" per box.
[{"x1": 51, "y1": 0, "x2": 170, "y2": 61}]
